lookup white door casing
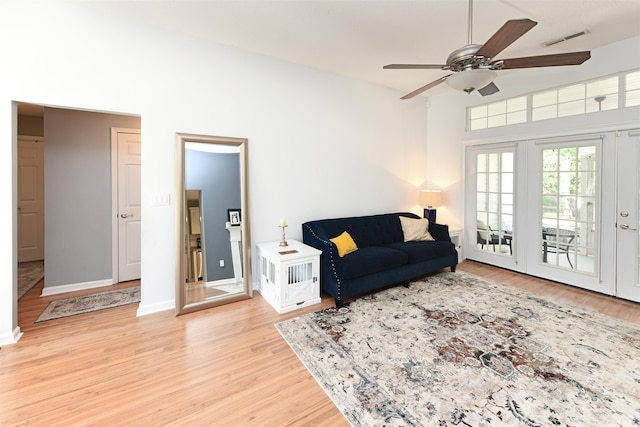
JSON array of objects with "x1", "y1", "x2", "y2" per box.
[
  {"x1": 111, "y1": 129, "x2": 141, "y2": 282},
  {"x1": 616, "y1": 130, "x2": 640, "y2": 302},
  {"x1": 17, "y1": 137, "x2": 44, "y2": 263}
]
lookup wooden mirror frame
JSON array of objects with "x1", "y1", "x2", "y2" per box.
[{"x1": 175, "y1": 132, "x2": 251, "y2": 316}]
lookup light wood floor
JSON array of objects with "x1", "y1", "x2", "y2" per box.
[{"x1": 1, "y1": 261, "x2": 638, "y2": 426}]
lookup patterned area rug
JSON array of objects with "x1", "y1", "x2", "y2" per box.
[
  {"x1": 276, "y1": 271, "x2": 640, "y2": 426},
  {"x1": 36, "y1": 287, "x2": 140, "y2": 323},
  {"x1": 18, "y1": 260, "x2": 45, "y2": 300}
]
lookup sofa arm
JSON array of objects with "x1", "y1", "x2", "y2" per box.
[
  {"x1": 429, "y1": 222, "x2": 451, "y2": 242},
  {"x1": 302, "y1": 223, "x2": 345, "y2": 301}
]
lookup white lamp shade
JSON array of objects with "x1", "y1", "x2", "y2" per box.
[
  {"x1": 446, "y1": 69, "x2": 496, "y2": 93},
  {"x1": 419, "y1": 190, "x2": 442, "y2": 208}
]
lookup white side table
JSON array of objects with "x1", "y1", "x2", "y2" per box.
[
  {"x1": 449, "y1": 227, "x2": 463, "y2": 260},
  {"x1": 256, "y1": 240, "x2": 321, "y2": 314}
]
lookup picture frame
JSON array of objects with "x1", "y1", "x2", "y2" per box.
[{"x1": 227, "y1": 209, "x2": 241, "y2": 226}]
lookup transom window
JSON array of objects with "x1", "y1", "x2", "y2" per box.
[{"x1": 468, "y1": 69, "x2": 639, "y2": 131}]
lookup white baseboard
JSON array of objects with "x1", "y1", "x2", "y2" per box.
[
  {"x1": 41, "y1": 279, "x2": 113, "y2": 297},
  {"x1": 137, "y1": 299, "x2": 174, "y2": 317},
  {"x1": 0, "y1": 326, "x2": 23, "y2": 346}
]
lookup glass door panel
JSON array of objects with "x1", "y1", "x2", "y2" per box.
[
  {"x1": 476, "y1": 151, "x2": 514, "y2": 257},
  {"x1": 539, "y1": 145, "x2": 597, "y2": 273}
]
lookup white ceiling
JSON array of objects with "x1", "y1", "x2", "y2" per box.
[{"x1": 76, "y1": 0, "x2": 640, "y2": 98}]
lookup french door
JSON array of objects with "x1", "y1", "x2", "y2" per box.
[
  {"x1": 465, "y1": 130, "x2": 640, "y2": 302},
  {"x1": 525, "y1": 134, "x2": 614, "y2": 295}
]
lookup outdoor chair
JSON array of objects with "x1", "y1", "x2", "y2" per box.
[
  {"x1": 476, "y1": 220, "x2": 512, "y2": 254},
  {"x1": 542, "y1": 227, "x2": 577, "y2": 269}
]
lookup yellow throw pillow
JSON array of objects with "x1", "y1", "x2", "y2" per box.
[
  {"x1": 330, "y1": 231, "x2": 358, "y2": 257},
  {"x1": 399, "y1": 216, "x2": 434, "y2": 242}
]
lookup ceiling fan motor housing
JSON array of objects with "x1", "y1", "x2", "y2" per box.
[{"x1": 446, "y1": 44, "x2": 493, "y2": 71}]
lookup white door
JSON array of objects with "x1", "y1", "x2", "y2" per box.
[
  {"x1": 525, "y1": 136, "x2": 615, "y2": 295},
  {"x1": 17, "y1": 137, "x2": 44, "y2": 262},
  {"x1": 117, "y1": 131, "x2": 141, "y2": 282},
  {"x1": 616, "y1": 130, "x2": 640, "y2": 302}
]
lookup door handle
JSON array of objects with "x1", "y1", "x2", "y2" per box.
[
  {"x1": 620, "y1": 223, "x2": 637, "y2": 231},
  {"x1": 120, "y1": 213, "x2": 132, "y2": 218}
]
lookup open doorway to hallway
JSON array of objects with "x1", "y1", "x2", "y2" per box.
[{"x1": 15, "y1": 102, "x2": 141, "y2": 320}]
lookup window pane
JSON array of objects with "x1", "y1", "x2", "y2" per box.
[
  {"x1": 477, "y1": 173, "x2": 487, "y2": 191},
  {"x1": 488, "y1": 101, "x2": 506, "y2": 116},
  {"x1": 470, "y1": 118, "x2": 487, "y2": 130},
  {"x1": 507, "y1": 110, "x2": 527, "y2": 125},
  {"x1": 587, "y1": 94, "x2": 619, "y2": 112},
  {"x1": 501, "y1": 193, "x2": 513, "y2": 205},
  {"x1": 586, "y1": 76, "x2": 618, "y2": 98},
  {"x1": 502, "y1": 172, "x2": 514, "y2": 193},
  {"x1": 532, "y1": 105, "x2": 557, "y2": 121},
  {"x1": 489, "y1": 193, "x2": 499, "y2": 211},
  {"x1": 543, "y1": 149, "x2": 558, "y2": 172},
  {"x1": 477, "y1": 192, "x2": 487, "y2": 210},
  {"x1": 626, "y1": 90, "x2": 640, "y2": 107},
  {"x1": 533, "y1": 90, "x2": 557, "y2": 108},
  {"x1": 558, "y1": 99, "x2": 585, "y2": 117},
  {"x1": 487, "y1": 114, "x2": 506, "y2": 128},
  {"x1": 477, "y1": 154, "x2": 487, "y2": 172},
  {"x1": 470, "y1": 106, "x2": 487, "y2": 119},
  {"x1": 507, "y1": 96, "x2": 527, "y2": 111},
  {"x1": 488, "y1": 153, "x2": 499, "y2": 172},
  {"x1": 488, "y1": 173, "x2": 499, "y2": 192},
  {"x1": 502, "y1": 152, "x2": 514, "y2": 172},
  {"x1": 559, "y1": 84, "x2": 585, "y2": 102},
  {"x1": 627, "y1": 71, "x2": 640, "y2": 91}
]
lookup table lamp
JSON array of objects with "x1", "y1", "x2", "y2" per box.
[{"x1": 419, "y1": 189, "x2": 442, "y2": 222}]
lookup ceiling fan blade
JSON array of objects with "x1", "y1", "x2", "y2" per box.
[
  {"x1": 476, "y1": 19, "x2": 537, "y2": 59},
  {"x1": 497, "y1": 51, "x2": 591, "y2": 69},
  {"x1": 478, "y1": 82, "x2": 500, "y2": 96},
  {"x1": 384, "y1": 64, "x2": 446, "y2": 70},
  {"x1": 400, "y1": 75, "x2": 451, "y2": 100}
]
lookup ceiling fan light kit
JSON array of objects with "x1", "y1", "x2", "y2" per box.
[
  {"x1": 446, "y1": 68, "x2": 496, "y2": 93},
  {"x1": 384, "y1": 0, "x2": 592, "y2": 99}
]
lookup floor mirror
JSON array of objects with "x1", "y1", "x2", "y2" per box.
[{"x1": 175, "y1": 133, "x2": 251, "y2": 315}]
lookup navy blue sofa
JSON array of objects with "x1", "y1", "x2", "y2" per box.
[{"x1": 302, "y1": 212, "x2": 458, "y2": 307}]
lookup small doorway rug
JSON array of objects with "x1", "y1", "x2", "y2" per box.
[
  {"x1": 18, "y1": 260, "x2": 45, "y2": 300},
  {"x1": 36, "y1": 286, "x2": 140, "y2": 323},
  {"x1": 276, "y1": 271, "x2": 640, "y2": 427}
]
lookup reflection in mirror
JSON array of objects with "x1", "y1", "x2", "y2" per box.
[{"x1": 176, "y1": 133, "x2": 251, "y2": 315}]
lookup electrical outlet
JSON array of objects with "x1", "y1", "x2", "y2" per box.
[{"x1": 219, "y1": 260, "x2": 225, "y2": 267}]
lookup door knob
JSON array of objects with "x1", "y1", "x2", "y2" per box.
[
  {"x1": 620, "y1": 211, "x2": 630, "y2": 217},
  {"x1": 620, "y1": 223, "x2": 637, "y2": 231},
  {"x1": 120, "y1": 213, "x2": 131, "y2": 218}
]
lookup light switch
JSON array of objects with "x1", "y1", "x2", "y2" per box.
[{"x1": 151, "y1": 194, "x2": 171, "y2": 206}]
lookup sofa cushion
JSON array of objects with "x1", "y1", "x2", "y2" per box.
[
  {"x1": 330, "y1": 231, "x2": 358, "y2": 257},
  {"x1": 399, "y1": 216, "x2": 434, "y2": 242},
  {"x1": 385, "y1": 241, "x2": 456, "y2": 264},
  {"x1": 341, "y1": 246, "x2": 408, "y2": 280}
]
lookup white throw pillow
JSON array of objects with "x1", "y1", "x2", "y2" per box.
[{"x1": 399, "y1": 216, "x2": 435, "y2": 242}]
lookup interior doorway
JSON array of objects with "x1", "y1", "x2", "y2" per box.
[
  {"x1": 15, "y1": 103, "x2": 141, "y2": 313},
  {"x1": 17, "y1": 136, "x2": 45, "y2": 263}
]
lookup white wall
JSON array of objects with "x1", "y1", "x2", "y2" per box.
[
  {"x1": 0, "y1": 1, "x2": 429, "y2": 342},
  {"x1": 44, "y1": 108, "x2": 140, "y2": 289}
]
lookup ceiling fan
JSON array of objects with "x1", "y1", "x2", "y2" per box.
[{"x1": 384, "y1": 0, "x2": 591, "y2": 99}]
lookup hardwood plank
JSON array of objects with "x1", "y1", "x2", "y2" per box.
[{"x1": 1, "y1": 261, "x2": 638, "y2": 425}]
